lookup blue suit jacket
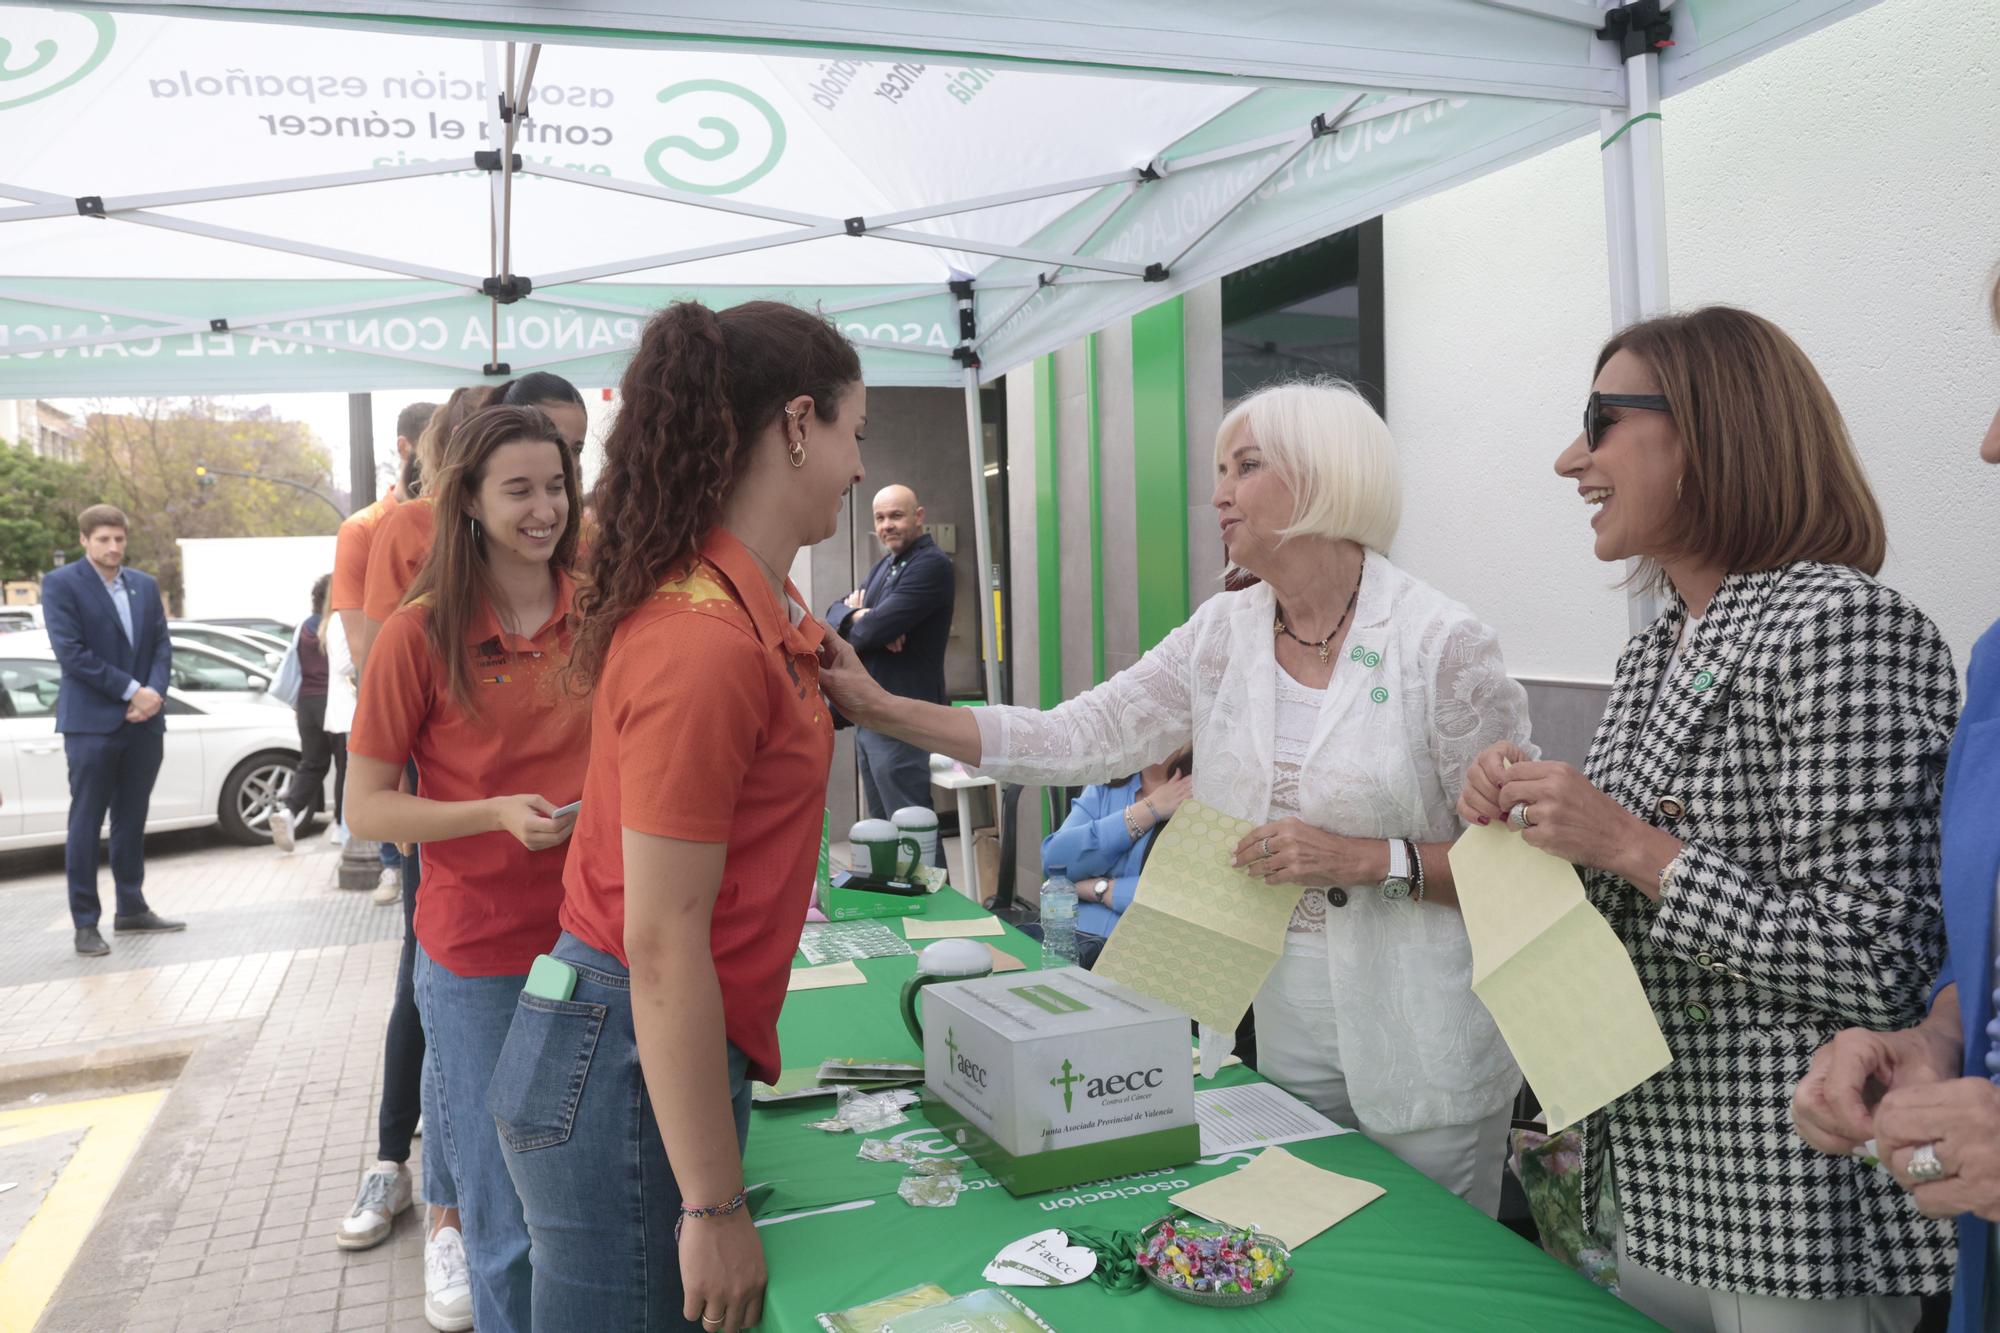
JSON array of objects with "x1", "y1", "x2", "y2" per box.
[
  {"x1": 42, "y1": 558, "x2": 171, "y2": 735},
  {"x1": 825, "y1": 533, "x2": 954, "y2": 706},
  {"x1": 1941, "y1": 619, "x2": 2000, "y2": 1333}
]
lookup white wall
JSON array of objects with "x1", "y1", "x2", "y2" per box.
[
  {"x1": 177, "y1": 536, "x2": 337, "y2": 621},
  {"x1": 1384, "y1": 0, "x2": 2000, "y2": 683}
]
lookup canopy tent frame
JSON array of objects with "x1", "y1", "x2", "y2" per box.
[{"x1": 0, "y1": 0, "x2": 1707, "y2": 704}]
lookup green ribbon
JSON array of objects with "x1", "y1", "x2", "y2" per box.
[
  {"x1": 1600, "y1": 111, "x2": 1663, "y2": 150},
  {"x1": 1065, "y1": 1226, "x2": 1149, "y2": 1293}
]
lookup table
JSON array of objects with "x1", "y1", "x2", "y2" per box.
[
  {"x1": 754, "y1": 890, "x2": 1654, "y2": 1331},
  {"x1": 928, "y1": 761, "x2": 998, "y2": 903}
]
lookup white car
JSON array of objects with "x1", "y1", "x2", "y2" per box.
[
  {"x1": 0, "y1": 636, "x2": 322, "y2": 849},
  {"x1": 168, "y1": 621, "x2": 287, "y2": 672}
]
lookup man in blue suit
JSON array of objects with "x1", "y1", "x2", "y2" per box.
[
  {"x1": 825, "y1": 484, "x2": 956, "y2": 834},
  {"x1": 42, "y1": 504, "x2": 187, "y2": 956}
]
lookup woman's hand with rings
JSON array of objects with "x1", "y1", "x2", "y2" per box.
[
  {"x1": 1494, "y1": 761, "x2": 1670, "y2": 885},
  {"x1": 1874, "y1": 1078, "x2": 2000, "y2": 1220},
  {"x1": 1792, "y1": 1024, "x2": 1956, "y2": 1157},
  {"x1": 1231, "y1": 818, "x2": 1380, "y2": 888},
  {"x1": 1458, "y1": 741, "x2": 1530, "y2": 826},
  {"x1": 681, "y1": 1208, "x2": 766, "y2": 1332}
]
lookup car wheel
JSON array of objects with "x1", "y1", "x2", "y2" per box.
[{"x1": 219, "y1": 751, "x2": 300, "y2": 845}]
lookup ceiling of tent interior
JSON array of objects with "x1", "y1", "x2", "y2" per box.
[{"x1": 0, "y1": 0, "x2": 1876, "y2": 392}]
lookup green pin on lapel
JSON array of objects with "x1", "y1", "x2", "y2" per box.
[{"x1": 1691, "y1": 669, "x2": 1715, "y2": 692}]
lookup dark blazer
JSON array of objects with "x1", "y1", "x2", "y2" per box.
[
  {"x1": 1576, "y1": 562, "x2": 1958, "y2": 1298},
  {"x1": 42, "y1": 558, "x2": 171, "y2": 735},
  {"x1": 1940, "y1": 618, "x2": 2000, "y2": 1333},
  {"x1": 825, "y1": 533, "x2": 954, "y2": 706}
]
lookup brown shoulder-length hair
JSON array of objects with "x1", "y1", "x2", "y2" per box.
[
  {"x1": 568, "y1": 299, "x2": 861, "y2": 692},
  {"x1": 405, "y1": 405, "x2": 580, "y2": 717},
  {"x1": 1600, "y1": 306, "x2": 1885, "y2": 585},
  {"x1": 403, "y1": 384, "x2": 494, "y2": 499}
]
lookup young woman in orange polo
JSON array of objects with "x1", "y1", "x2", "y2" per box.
[
  {"x1": 486, "y1": 301, "x2": 865, "y2": 1333},
  {"x1": 347, "y1": 404, "x2": 588, "y2": 1333}
]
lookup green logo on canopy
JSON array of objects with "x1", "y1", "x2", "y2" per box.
[
  {"x1": 645, "y1": 79, "x2": 786, "y2": 195},
  {"x1": 0, "y1": 11, "x2": 114, "y2": 112},
  {"x1": 1692, "y1": 669, "x2": 1715, "y2": 692}
]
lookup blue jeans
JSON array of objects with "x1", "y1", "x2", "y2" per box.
[
  {"x1": 415, "y1": 948, "x2": 531, "y2": 1333},
  {"x1": 379, "y1": 840, "x2": 404, "y2": 871},
  {"x1": 63, "y1": 727, "x2": 163, "y2": 928},
  {"x1": 490, "y1": 932, "x2": 751, "y2": 1332},
  {"x1": 854, "y1": 728, "x2": 934, "y2": 843}
]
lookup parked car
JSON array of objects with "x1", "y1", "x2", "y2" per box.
[
  {"x1": 167, "y1": 621, "x2": 288, "y2": 672},
  {"x1": 0, "y1": 606, "x2": 45, "y2": 634},
  {"x1": 0, "y1": 637, "x2": 317, "y2": 848},
  {"x1": 199, "y1": 616, "x2": 294, "y2": 641}
]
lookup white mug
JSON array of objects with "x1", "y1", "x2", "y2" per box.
[{"x1": 892, "y1": 805, "x2": 939, "y2": 868}]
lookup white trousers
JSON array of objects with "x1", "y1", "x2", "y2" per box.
[
  {"x1": 1609, "y1": 1171, "x2": 1920, "y2": 1333},
  {"x1": 1253, "y1": 944, "x2": 1512, "y2": 1218}
]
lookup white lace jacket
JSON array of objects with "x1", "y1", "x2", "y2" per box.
[{"x1": 974, "y1": 551, "x2": 1533, "y2": 1133}]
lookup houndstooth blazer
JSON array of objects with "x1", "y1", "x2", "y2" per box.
[{"x1": 1575, "y1": 561, "x2": 1959, "y2": 1299}]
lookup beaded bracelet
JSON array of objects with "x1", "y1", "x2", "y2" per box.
[
  {"x1": 675, "y1": 1191, "x2": 747, "y2": 1240},
  {"x1": 1409, "y1": 841, "x2": 1426, "y2": 904}
]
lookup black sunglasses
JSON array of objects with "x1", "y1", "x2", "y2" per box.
[{"x1": 1585, "y1": 391, "x2": 1671, "y2": 451}]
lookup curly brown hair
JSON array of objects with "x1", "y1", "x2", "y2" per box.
[
  {"x1": 569, "y1": 300, "x2": 860, "y2": 692},
  {"x1": 405, "y1": 405, "x2": 581, "y2": 718}
]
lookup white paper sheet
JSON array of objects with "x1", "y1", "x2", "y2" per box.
[{"x1": 1194, "y1": 1081, "x2": 1350, "y2": 1156}]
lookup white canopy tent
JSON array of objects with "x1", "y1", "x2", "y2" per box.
[{"x1": 0, "y1": 0, "x2": 1882, "y2": 698}]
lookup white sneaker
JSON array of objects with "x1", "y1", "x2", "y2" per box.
[
  {"x1": 424, "y1": 1224, "x2": 475, "y2": 1331},
  {"x1": 372, "y1": 867, "x2": 401, "y2": 905},
  {"x1": 324, "y1": 820, "x2": 349, "y2": 846},
  {"x1": 270, "y1": 808, "x2": 296, "y2": 853},
  {"x1": 333, "y1": 1161, "x2": 410, "y2": 1251}
]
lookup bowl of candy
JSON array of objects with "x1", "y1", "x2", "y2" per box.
[{"x1": 1137, "y1": 1215, "x2": 1292, "y2": 1307}]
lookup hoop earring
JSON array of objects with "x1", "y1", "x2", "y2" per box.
[
  {"x1": 468, "y1": 515, "x2": 480, "y2": 542},
  {"x1": 788, "y1": 436, "x2": 808, "y2": 469},
  {"x1": 1675, "y1": 475, "x2": 1684, "y2": 502}
]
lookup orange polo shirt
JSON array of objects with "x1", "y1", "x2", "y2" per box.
[
  {"x1": 559, "y1": 528, "x2": 834, "y2": 1084},
  {"x1": 363, "y1": 495, "x2": 436, "y2": 623},
  {"x1": 351, "y1": 572, "x2": 588, "y2": 977},
  {"x1": 330, "y1": 483, "x2": 398, "y2": 614}
]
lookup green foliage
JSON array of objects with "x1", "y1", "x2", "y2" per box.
[
  {"x1": 0, "y1": 439, "x2": 92, "y2": 581},
  {"x1": 76, "y1": 400, "x2": 339, "y2": 611}
]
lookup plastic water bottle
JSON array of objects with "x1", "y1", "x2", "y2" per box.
[{"x1": 1039, "y1": 876, "x2": 1079, "y2": 969}]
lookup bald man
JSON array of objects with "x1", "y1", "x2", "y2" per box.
[{"x1": 826, "y1": 484, "x2": 957, "y2": 835}]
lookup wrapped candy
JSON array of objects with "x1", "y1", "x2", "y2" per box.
[{"x1": 1137, "y1": 1219, "x2": 1291, "y2": 1297}]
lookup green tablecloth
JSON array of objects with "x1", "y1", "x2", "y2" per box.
[{"x1": 753, "y1": 890, "x2": 1653, "y2": 1331}]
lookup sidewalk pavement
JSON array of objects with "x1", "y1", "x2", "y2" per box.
[{"x1": 0, "y1": 830, "x2": 434, "y2": 1333}]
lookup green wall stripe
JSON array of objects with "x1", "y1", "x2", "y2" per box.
[
  {"x1": 1084, "y1": 334, "x2": 1106, "y2": 685},
  {"x1": 1033, "y1": 355, "x2": 1063, "y2": 712},
  {"x1": 1130, "y1": 297, "x2": 1189, "y2": 651}
]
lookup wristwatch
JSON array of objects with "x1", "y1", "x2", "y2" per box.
[
  {"x1": 1090, "y1": 878, "x2": 1113, "y2": 906},
  {"x1": 1380, "y1": 839, "x2": 1413, "y2": 900}
]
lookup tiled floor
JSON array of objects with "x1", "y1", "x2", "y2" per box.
[{"x1": 0, "y1": 832, "x2": 433, "y2": 1332}]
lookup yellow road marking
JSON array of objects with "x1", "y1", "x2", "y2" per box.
[{"x1": 0, "y1": 1089, "x2": 167, "y2": 1333}]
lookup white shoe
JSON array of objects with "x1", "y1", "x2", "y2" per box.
[
  {"x1": 333, "y1": 1161, "x2": 410, "y2": 1251},
  {"x1": 325, "y1": 820, "x2": 349, "y2": 846},
  {"x1": 270, "y1": 808, "x2": 296, "y2": 853},
  {"x1": 372, "y1": 867, "x2": 401, "y2": 905},
  {"x1": 424, "y1": 1224, "x2": 475, "y2": 1332}
]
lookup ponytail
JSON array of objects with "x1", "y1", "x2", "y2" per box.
[{"x1": 569, "y1": 299, "x2": 858, "y2": 692}]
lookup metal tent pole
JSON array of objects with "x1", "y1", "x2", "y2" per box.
[
  {"x1": 347, "y1": 393, "x2": 376, "y2": 509},
  {"x1": 1598, "y1": 0, "x2": 1673, "y2": 632},
  {"x1": 956, "y1": 283, "x2": 1004, "y2": 705}
]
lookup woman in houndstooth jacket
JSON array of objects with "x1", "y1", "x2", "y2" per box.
[{"x1": 1461, "y1": 307, "x2": 1957, "y2": 1333}]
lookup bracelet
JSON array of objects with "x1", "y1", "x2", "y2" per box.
[
  {"x1": 675, "y1": 1191, "x2": 747, "y2": 1240},
  {"x1": 1408, "y1": 840, "x2": 1425, "y2": 904},
  {"x1": 1656, "y1": 849, "x2": 1687, "y2": 899}
]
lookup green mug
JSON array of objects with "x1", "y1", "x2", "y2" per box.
[
  {"x1": 849, "y1": 818, "x2": 922, "y2": 881},
  {"x1": 898, "y1": 939, "x2": 996, "y2": 1045}
]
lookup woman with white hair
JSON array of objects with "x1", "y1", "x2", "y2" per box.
[{"x1": 820, "y1": 379, "x2": 1532, "y2": 1212}]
